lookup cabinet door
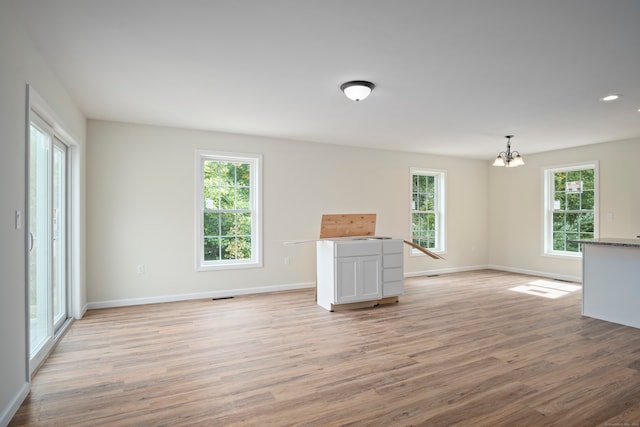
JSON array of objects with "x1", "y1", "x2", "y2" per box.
[
  {"x1": 336, "y1": 256, "x2": 381, "y2": 303},
  {"x1": 360, "y1": 255, "x2": 382, "y2": 299},
  {"x1": 336, "y1": 257, "x2": 359, "y2": 302}
]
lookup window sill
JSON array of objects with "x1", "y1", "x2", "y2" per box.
[
  {"x1": 197, "y1": 261, "x2": 263, "y2": 271},
  {"x1": 542, "y1": 252, "x2": 582, "y2": 260}
]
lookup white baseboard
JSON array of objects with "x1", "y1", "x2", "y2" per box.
[
  {"x1": 404, "y1": 264, "x2": 489, "y2": 278},
  {"x1": 487, "y1": 264, "x2": 581, "y2": 283},
  {"x1": 1, "y1": 381, "x2": 29, "y2": 427},
  {"x1": 86, "y1": 265, "x2": 580, "y2": 311},
  {"x1": 405, "y1": 264, "x2": 581, "y2": 284},
  {"x1": 72, "y1": 303, "x2": 88, "y2": 320},
  {"x1": 86, "y1": 281, "x2": 316, "y2": 310}
]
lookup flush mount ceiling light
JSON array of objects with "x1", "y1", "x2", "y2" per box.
[
  {"x1": 600, "y1": 94, "x2": 622, "y2": 102},
  {"x1": 340, "y1": 80, "x2": 375, "y2": 101},
  {"x1": 492, "y1": 135, "x2": 525, "y2": 168}
]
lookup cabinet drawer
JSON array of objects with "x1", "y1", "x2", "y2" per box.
[
  {"x1": 383, "y1": 281, "x2": 404, "y2": 297},
  {"x1": 335, "y1": 240, "x2": 381, "y2": 257},
  {"x1": 383, "y1": 267, "x2": 403, "y2": 283},
  {"x1": 383, "y1": 239, "x2": 403, "y2": 254},
  {"x1": 383, "y1": 253, "x2": 403, "y2": 268}
]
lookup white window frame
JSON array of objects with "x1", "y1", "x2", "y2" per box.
[
  {"x1": 409, "y1": 167, "x2": 446, "y2": 255},
  {"x1": 195, "y1": 150, "x2": 262, "y2": 271},
  {"x1": 542, "y1": 161, "x2": 599, "y2": 259}
]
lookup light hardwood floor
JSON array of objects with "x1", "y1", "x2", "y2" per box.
[{"x1": 10, "y1": 270, "x2": 640, "y2": 426}]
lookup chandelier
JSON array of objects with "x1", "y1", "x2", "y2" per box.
[{"x1": 492, "y1": 135, "x2": 524, "y2": 167}]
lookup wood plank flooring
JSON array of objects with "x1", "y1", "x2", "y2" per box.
[{"x1": 10, "y1": 270, "x2": 640, "y2": 426}]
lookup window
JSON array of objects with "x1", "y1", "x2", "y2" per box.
[
  {"x1": 543, "y1": 162, "x2": 598, "y2": 257},
  {"x1": 196, "y1": 151, "x2": 262, "y2": 270},
  {"x1": 410, "y1": 168, "x2": 445, "y2": 254}
]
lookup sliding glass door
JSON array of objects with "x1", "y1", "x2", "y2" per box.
[{"x1": 29, "y1": 116, "x2": 69, "y2": 370}]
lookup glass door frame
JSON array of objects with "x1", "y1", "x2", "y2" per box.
[{"x1": 52, "y1": 137, "x2": 69, "y2": 332}]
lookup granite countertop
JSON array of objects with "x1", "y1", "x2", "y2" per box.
[{"x1": 571, "y1": 237, "x2": 640, "y2": 248}]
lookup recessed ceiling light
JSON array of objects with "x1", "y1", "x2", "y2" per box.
[{"x1": 600, "y1": 94, "x2": 621, "y2": 102}]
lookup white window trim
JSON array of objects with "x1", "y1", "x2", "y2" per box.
[
  {"x1": 195, "y1": 150, "x2": 262, "y2": 271},
  {"x1": 541, "y1": 161, "x2": 599, "y2": 259},
  {"x1": 409, "y1": 167, "x2": 446, "y2": 256}
]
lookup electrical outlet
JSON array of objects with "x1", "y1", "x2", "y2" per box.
[
  {"x1": 284, "y1": 256, "x2": 290, "y2": 265},
  {"x1": 136, "y1": 264, "x2": 145, "y2": 274}
]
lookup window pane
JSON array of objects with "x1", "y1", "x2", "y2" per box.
[
  {"x1": 567, "y1": 170, "x2": 581, "y2": 181},
  {"x1": 554, "y1": 172, "x2": 566, "y2": 191},
  {"x1": 220, "y1": 237, "x2": 236, "y2": 259},
  {"x1": 581, "y1": 190, "x2": 594, "y2": 210},
  {"x1": 566, "y1": 234, "x2": 579, "y2": 252},
  {"x1": 236, "y1": 237, "x2": 251, "y2": 259},
  {"x1": 219, "y1": 162, "x2": 236, "y2": 186},
  {"x1": 203, "y1": 161, "x2": 219, "y2": 185},
  {"x1": 218, "y1": 236, "x2": 251, "y2": 260},
  {"x1": 425, "y1": 231, "x2": 435, "y2": 248},
  {"x1": 412, "y1": 192, "x2": 419, "y2": 210},
  {"x1": 412, "y1": 213, "x2": 420, "y2": 235},
  {"x1": 554, "y1": 192, "x2": 565, "y2": 210},
  {"x1": 236, "y1": 187, "x2": 250, "y2": 210},
  {"x1": 426, "y1": 213, "x2": 435, "y2": 230},
  {"x1": 553, "y1": 213, "x2": 565, "y2": 231},
  {"x1": 418, "y1": 175, "x2": 428, "y2": 193},
  {"x1": 203, "y1": 212, "x2": 220, "y2": 235},
  {"x1": 426, "y1": 193, "x2": 434, "y2": 210},
  {"x1": 420, "y1": 194, "x2": 428, "y2": 211},
  {"x1": 203, "y1": 186, "x2": 219, "y2": 209},
  {"x1": 580, "y1": 233, "x2": 593, "y2": 242},
  {"x1": 580, "y1": 212, "x2": 594, "y2": 232},
  {"x1": 219, "y1": 187, "x2": 235, "y2": 210},
  {"x1": 553, "y1": 232, "x2": 566, "y2": 251},
  {"x1": 582, "y1": 169, "x2": 594, "y2": 190},
  {"x1": 565, "y1": 213, "x2": 579, "y2": 232},
  {"x1": 426, "y1": 176, "x2": 435, "y2": 193},
  {"x1": 566, "y1": 193, "x2": 580, "y2": 210},
  {"x1": 204, "y1": 237, "x2": 220, "y2": 261},
  {"x1": 236, "y1": 163, "x2": 250, "y2": 186},
  {"x1": 237, "y1": 212, "x2": 252, "y2": 235},
  {"x1": 220, "y1": 213, "x2": 236, "y2": 236}
]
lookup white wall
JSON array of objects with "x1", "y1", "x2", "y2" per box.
[
  {"x1": 489, "y1": 138, "x2": 640, "y2": 280},
  {"x1": 0, "y1": 3, "x2": 86, "y2": 426},
  {"x1": 87, "y1": 120, "x2": 490, "y2": 306},
  {"x1": 0, "y1": 2, "x2": 86, "y2": 425}
]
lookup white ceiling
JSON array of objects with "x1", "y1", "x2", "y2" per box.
[{"x1": 8, "y1": 0, "x2": 640, "y2": 159}]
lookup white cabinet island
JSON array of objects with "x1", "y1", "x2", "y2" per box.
[
  {"x1": 316, "y1": 237, "x2": 404, "y2": 311},
  {"x1": 573, "y1": 238, "x2": 640, "y2": 328}
]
